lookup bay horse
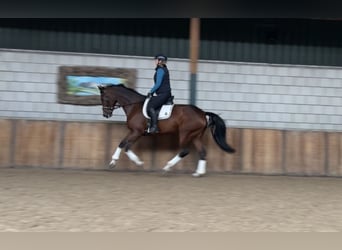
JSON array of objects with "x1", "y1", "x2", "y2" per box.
[{"x1": 98, "y1": 84, "x2": 235, "y2": 177}]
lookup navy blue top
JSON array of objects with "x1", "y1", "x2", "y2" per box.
[{"x1": 150, "y1": 65, "x2": 171, "y2": 95}]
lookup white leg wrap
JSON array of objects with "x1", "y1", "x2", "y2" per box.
[
  {"x1": 109, "y1": 147, "x2": 122, "y2": 166},
  {"x1": 192, "y1": 160, "x2": 206, "y2": 177},
  {"x1": 163, "y1": 155, "x2": 182, "y2": 171},
  {"x1": 112, "y1": 147, "x2": 122, "y2": 160},
  {"x1": 125, "y1": 150, "x2": 144, "y2": 166}
]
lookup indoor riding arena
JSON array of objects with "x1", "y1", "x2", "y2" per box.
[{"x1": 0, "y1": 18, "x2": 342, "y2": 232}]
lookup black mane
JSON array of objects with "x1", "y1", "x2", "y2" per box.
[{"x1": 107, "y1": 84, "x2": 145, "y2": 98}]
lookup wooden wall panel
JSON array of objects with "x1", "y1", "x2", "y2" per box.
[
  {"x1": 327, "y1": 132, "x2": 342, "y2": 176},
  {"x1": 241, "y1": 129, "x2": 253, "y2": 173},
  {"x1": 133, "y1": 134, "x2": 155, "y2": 172},
  {"x1": 62, "y1": 122, "x2": 107, "y2": 169},
  {"x1": 284, "y1": 131, "x2": 326, "y2": 175},
  {"x1": 203, "y1": 129, "x2": 223, "y2": 173},
  {"x1": 205, "y1": 128, "x2": 241, "y2": 173},
  {"x1": 0, "y1": 119, "x2": 12, "y2": 167},
  {"x1": 241, "y1": 129, "x2": 283, "y2": 174},
  {"x1": 14, "y1": 120, "x2": 60, "y2": 167},
  {"x1": 4, "y1": 119, "x2": 342, "y2": 177}
]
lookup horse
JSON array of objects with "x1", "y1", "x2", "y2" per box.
[{"x1": 98, "y1": 84, "x2": 235, "y2": 177}]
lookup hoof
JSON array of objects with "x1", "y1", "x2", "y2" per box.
[
  {"x1": 162, "y1": 165, "x2": 172, "y2": 172},
  {"x1": 161, "y1": 170, "x2": 169, "y2": 176},
  {"x1": 109, "y1": 160, "x2": 117, "y2": 169},
  {"x1": 162, "y1": 169, "x2": 171, "y2": 176},
  {"x1": 192, "y1": 172, "x2": 205, "y2": 177},
  {"x1": 136, "y1": 161, "x2": 144, "y2": 167}
]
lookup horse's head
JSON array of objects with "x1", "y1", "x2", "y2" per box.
[{"x1": 98, "y1": 85, "x2": 117, "y2": 118}]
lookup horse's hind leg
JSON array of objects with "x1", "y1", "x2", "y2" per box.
[
  {"x1": 163, "y1": 148, "x2": 189, "y2": 172},
  {"x1": 192, "y1": 138, "x2": 207, "y2": 177}
]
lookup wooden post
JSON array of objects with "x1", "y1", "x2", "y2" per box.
[{"x1": 189, "y1": 18, "x2": 200, "y2": 105}]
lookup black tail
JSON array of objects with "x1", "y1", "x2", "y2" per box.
[{"x1": 205, "y1": 112, "x2": 235, "y2": 153}]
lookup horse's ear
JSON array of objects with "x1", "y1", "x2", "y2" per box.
[{"x1": 97, "y1": 85, "x2": 105, "y2": 91}]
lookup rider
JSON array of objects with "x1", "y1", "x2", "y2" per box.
[{"x1": 146, "y1": 54, "x2": 172, "y2": 134}]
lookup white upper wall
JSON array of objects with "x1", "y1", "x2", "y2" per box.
[
  {"x1": 0, "y1": 49, "x2": 341, "y2": 131},
  {"x1": 196, "y1": 60, "x2": 342, "y2": 131}
]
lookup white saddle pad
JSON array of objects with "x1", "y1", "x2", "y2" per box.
[{"x1": 142, "y1": 98, "x2": 174, "y2": 120}]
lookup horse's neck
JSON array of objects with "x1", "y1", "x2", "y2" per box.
[
  {"x1": 115, "y1": 87, "x2": 144, "y2": 105},
  {"x1": 114, "y1": 87, "x2": 144, "y2": 116},
  {"x1": 123, "y1": 102, "x2": 143, "y2": 119}
]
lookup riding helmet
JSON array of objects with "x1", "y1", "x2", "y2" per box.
[{"x1": 154, "y1": 54, "x2": 167, "y2": 62}]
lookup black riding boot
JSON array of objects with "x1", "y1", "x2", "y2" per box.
[{"x1": 148, "y1": 108, "x2": 159, "y2": 133}]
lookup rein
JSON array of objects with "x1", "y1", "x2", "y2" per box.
[{"x1": 103, "y1": 100, "x2": 144, "y2": 111}]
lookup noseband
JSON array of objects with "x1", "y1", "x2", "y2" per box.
[{"x1": 103, "y1": 103, "x2": 121, "y2": 112}]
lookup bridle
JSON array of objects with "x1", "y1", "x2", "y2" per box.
[
  {"x1": 102, "y1": 100, "x2": 144, "y2": 113},
  {"x1": 103, "y1": 103, "x2": 121, "y2": 112}
]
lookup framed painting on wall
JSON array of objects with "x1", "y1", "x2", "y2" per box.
[{"x1": 57, "y1": 66, "x2": 137, "y2": 105}]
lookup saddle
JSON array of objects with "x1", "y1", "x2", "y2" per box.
[{"x1": 142, "y1": 96, "x2": 175, "y2": 120}]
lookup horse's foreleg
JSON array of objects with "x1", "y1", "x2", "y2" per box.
[
  {"x1": 110, "y1": 148, "x2": 144, "y2": 167},
  {"x1": 109, "y1": 140, "x2": 126, "y2": 168},
  {"x1": 125, "y1": 149, "x2": 144, "y2": 166},
  {"x1": 163, "y1": 148, "x2": 189, "y2": 172},
  {"x1": 109, "y1": 132, "x2": 143, "y2": 168},
  {"x1": 123, "y1": 132, "x2": 144, "y2": 166}
]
